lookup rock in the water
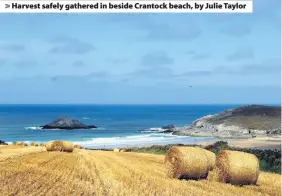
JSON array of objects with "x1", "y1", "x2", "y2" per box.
[
  {"x1": 139, "y1": 126, "x2": 174, "y2": 133},
  {"x1": 41, "y1": 116, "x2": 97, "y2": 130},
  {"x1": 0, "y1": 140, "x2": 8, "y2": 145},
  {"x1": 162, "y1": 125, "x2": 175, "y2": 130}
]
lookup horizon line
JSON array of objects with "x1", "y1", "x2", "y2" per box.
[{"x1": 0, "y1": 103, "x2": 280, "y2": 106}]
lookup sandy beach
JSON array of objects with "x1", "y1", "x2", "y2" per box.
[{"x1": 200, "y1": 136, "x2": 281, "y2": 150}]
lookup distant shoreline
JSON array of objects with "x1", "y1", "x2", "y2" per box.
[
  {"x1": 84, "y1": 135, "x2": 281, "y2": 150},
  {"x1": 3, "y1": 135, "x2": 281, "y2": 151},
  {"x1": 90, "y1": 136, "x2": 281, "y2": 151},
  {"x1": 220, "y1": 136, "x2": 281, "y2": 150}
]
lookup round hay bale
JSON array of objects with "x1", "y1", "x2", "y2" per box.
[
  {"x1": 113, "y1": 148, "x2": 120, "y2": 152},
  {"x1": 215, "y1": 150, "x2": 259, "y2": 185},
  {"x1": 202, "y1": 149, "x2": 216, "y2": 171},
  {"x1": 120, "y1": 149, "x2": 126, "y2": 152},
  {"x1": 46, "y1": 141, "x2": 74, "y2": 152},
  {"x1": 164, "y1": 146, "x2": 210, "y2": 180},
  {"x1": 30, "y1": 142, "x2": 37, "y2": 146},
  {"x1": 39, "y1": 143, "x2": 46, "y2": 147},
  {"x1": 16, "y1": 142, "x2": 27, "y2": 146},
  {"x1": 62, "y1": 141, "x2": 74, "y2": 152},
  {"x1": 46, "y1": 141, "x2": 55, "y2": 151},
  {"x1": 74, "y1": 144, "x2": 83, "y2": 149}
]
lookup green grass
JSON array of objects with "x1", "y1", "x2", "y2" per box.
[
  {"x1": 126, "y1": 144, "x2": 199, "y2": 155},
  {"x1": 125, "y1": 141, "x2": 281, "y2": 174},
  {"x1": 213, "y1": 116, "x2": 281, "y2": 132}
]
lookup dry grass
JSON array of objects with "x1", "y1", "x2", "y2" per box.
[
  {"x1": 0, "y1": 146, "x2": 46, "y2": 161},
  {"x1": 0, "y1": 148, "x2": 280, "y2": 196},
  {"x1": 0, "y1": 145, "x2": 25, "y2": 149}
]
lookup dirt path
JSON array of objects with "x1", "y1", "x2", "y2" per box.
[{"x1": 199, "y1": 136, "x2": 281, "y2": 150}]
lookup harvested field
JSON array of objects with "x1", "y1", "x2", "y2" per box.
[
  {"x1": 0, "y1": 146, "x2": 46, "y2": 161},
  {"x1": 0, "y1": 145, "x2": 25, "y2": 150},
  {"x1": 0, "y1": 148, "x2": 280, "y2": 196}
]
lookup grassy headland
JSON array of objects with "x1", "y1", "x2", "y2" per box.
[{"x1": 173, "y1": 105, "x2": 281, "y2": 138}]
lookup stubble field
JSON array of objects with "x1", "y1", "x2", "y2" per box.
[{"x1": 0, "y1": 145, "x2": 280, "y2": 196}]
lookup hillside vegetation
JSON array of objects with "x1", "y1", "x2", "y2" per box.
[
  {"x1": 208, "y1": 105, "x2": 281, "y2": 131},
  {"x1": 0, "y1": 145, "x2": 280, "y2": 196}
]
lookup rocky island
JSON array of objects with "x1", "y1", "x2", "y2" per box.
[
  {"x1": 0, "y1": 140, "x2": 8, "y2": 145},
  {"x1": 40, "y1": 116, "x2": 97, "y2": 130},
  {"x1": 140, "y1": 124, "x2": 175, "y2": 133},
  {"x1": 172, "y1": 105, "x2": 281, "y2": 139}
]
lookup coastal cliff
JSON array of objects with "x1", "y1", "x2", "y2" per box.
[{"x1": 173, "y1": 105, "x2": 281, "y2": 139}]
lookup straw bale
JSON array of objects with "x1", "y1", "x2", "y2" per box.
[
  {"x1": 30, "y1": 142, "x2": 38, "y2": 146},
  {"x1": 62, "y1": 141, "x2": 74, "y2": 152},
  {"x1": 202, "y1": 149, "x2": 216, "y2": 171},
  {"x1": 164, "y1": 146, "x2": 210, "y2": 180},
  {"x1": 46, "y1": 141, "x2": 55, "y2": 151},
  {"x1": 46, "y1": 141, "x2": 74, "y2": 152},
  {"x1": 113, "y1": 148, "x2": 120, "y2": 152},
  {"x1": 74, "y1": 144, "x2": 83, "y2": 149},
  {"x1": 215, "y1": 150, "x2": 259, "y2": 185},
  {"x1": 120, "y1": 149, "x2": 127, "y2": 152},
  {"x1": 16, "y1": 142, "x2": 28, "y2": 146}
]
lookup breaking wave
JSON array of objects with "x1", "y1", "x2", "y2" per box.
[
  {"x1": 72, "y1": 133, "x2": 217, "y2": 149},
  {"x1": 24, "y1": 126, "x2": 43, "y2": 130},
  {"x1": 140, "y1": 127, "x2": 167, "y2": 133}
]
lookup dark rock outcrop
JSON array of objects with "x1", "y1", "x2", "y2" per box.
[
  {"x1": 139, "y1": 125, "x2": 175, "y2": 133},
  {"x1": 0, "y1": 140, "x2": 8, "y2": 145},
  {"x1": 162, "y1": 125, "x2": 175, "y2": 130},
  {"x1": 41, "y1": 116, "x2": 97, "y2": 130},
  {"x1": 160, "y1": 129, "x2": 175, "y2": 133}
]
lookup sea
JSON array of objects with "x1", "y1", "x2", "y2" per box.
[{"x1": 0, "y1": 104, "x2": 242, "y2": 149}]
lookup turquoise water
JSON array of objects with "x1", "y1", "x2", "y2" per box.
[{"x1": 0, "y1": 104, "x2": 240, "y2": 148}]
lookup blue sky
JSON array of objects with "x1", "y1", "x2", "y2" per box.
[{"x1": 0, "y1": 1, "x2": 281, "y2": 104}]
